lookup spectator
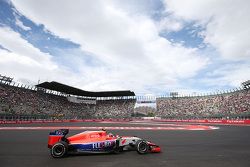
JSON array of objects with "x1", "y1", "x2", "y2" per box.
[
  {"x1": 0, "y1": 83, "x2": 136, "y2": 120},
  {"x1": 156, "y1": 89, "x2": 250, "y2": 119}
]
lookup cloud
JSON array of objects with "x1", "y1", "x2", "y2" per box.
[
  {"x1": 157, "y1": 16, "x2": 183, "y2": 33},
  {"x1": 163, "y1": 0, "x2": 250, "y2": 60},
  {"x1": 15, "y1": 17, "x2": 31, "y2": 31},
  {"x1": 0, "y1": 27, "x2": 74, "y2": 85},
  {"x1": 9, "y1": 0, "x2": 208, "y2": 94},
  {"x1": 201, "y1": 63, "x2": 250, "y2": 88}
]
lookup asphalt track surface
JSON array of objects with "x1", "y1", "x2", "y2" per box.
[{"x1": 1, "y1": 122, "x2": 250, "y2": 167}]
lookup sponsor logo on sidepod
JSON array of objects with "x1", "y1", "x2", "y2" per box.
[{"x1": 92, "y1": 141, "x2": 115, "y2": 149}]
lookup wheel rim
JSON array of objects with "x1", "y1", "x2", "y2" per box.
[
  {"x1": 139, "y1": 143, "x2": 147, "y2": 152},
  {"x1": 53, "y1": 144, "x2": 65, "y2": 156}
]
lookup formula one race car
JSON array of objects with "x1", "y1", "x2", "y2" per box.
[{"x1": 48, "y1": 129, "x2": 161, "y2": 158}]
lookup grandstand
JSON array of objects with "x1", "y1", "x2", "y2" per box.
[
  {"x1": 156, "y1": 87, "x2": 250, "y2": 119},
  {"x1": 0, "y1": 75, "x2": 136, "y2": 120},
  {"x1": 242, "y1": 80, "x2": 250, "y2": 89},
  {"x1": 1, "y1": 74, "x2": 250, "y2": 121}
]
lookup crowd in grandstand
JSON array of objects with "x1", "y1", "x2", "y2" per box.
[
  {"x1": 0, "y1": 83, "x2": 136, "y2": 120},
  {"x1": 1, "y1": 74, "x2": 250, "y2": 120},
  {"x1": 157, "y1": 88, "x2": 250, "y2": 119},
  {"x1": 95, "y1": 99, "x2": 135, "y2": 119},
  {"x1": 134, "y1": 106, "x2": 156, "y2": 117}
]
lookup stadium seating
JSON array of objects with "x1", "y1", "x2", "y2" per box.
[
  {"x1": 0, "y1": 83, "x2": 136, "y2": 120},
  {"x1": 1, "y1": 76, "x2": 250, "y2": 120},
  {"x1": 156, "y1": 89, "x2": 250, "y2": 119}
]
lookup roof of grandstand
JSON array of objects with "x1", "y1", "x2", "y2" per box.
[{"x1": 36, "y1": 81, "x2": 135, "y2": 97}]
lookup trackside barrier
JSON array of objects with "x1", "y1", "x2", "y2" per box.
[
  {"x1": 0, "y1": 119, "x2": 131, "y2": 124},
  {"x1": 0, "y1": 119, "x2": 249, "y2": 125},
  {"x1": 153, "y1": 119, "x2": 250, "y2": 125}
]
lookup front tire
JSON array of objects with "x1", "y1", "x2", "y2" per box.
[
  {"x1": 136, "y1": 140, "x2": 149, "y2": 154},
  {"x1": 51, "y1": 141, "x2": 68, "y2": 158}
]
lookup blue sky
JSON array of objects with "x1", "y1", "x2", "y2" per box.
[{"x1": 0, "y1": 0, "x2": 249, "y2": 96}]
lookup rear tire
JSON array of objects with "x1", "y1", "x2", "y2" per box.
[
  {"x1": 136, "y1": 140, "x2": 149, "y2": 154},
  {"x1": 51, "y1": 141, "x2": 68, "y2": 158}
]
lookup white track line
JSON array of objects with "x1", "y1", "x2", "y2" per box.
[{"x1": 0, "y1": 126, "x2": 219, "y2": 131}]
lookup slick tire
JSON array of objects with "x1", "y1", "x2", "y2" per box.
[
  {"x1": 51, "y1": 141, "x2": 68, "y2": 158},
  {"x1": 136, "y1": 140, "x2": 149, "y2": 154}
]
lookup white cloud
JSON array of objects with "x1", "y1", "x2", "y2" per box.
[
  {"x1": 15, "y1": 17, "x2": 31, "y2": 31},
  {"x1": 201, "y1": 63, "x2": 250, "y2": 88},
  {"x1": 163, "y1": 0, "x2": 250, "y2": 60},
  {"x1": 157, "y1": 16, "x2": 183, "y2": 33},
  {"x1": 8, "y1": 0, "x2": 209, "y2": 94},
  {"x1": 0, "y1": 27, "x2": 73, "y2": 85},
  {"x1": 0, "y1": 27, "x2": 55, "y2": 68}
]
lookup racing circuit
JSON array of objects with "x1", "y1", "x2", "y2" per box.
[{"x1": 1, "y1": 121, "x2": 250, "y2": 167}]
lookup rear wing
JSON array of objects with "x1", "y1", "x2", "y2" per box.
[
  {"x1": 49, "y1": 129, "x2": 69, "y2": 136},
  {"x1": 48, "y1": 129, "x2": 69, "y2": 148}
]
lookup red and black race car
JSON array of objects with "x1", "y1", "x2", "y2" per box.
[{"x1": 48, "y1": 129, "x2": 161, "y2": 158}]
